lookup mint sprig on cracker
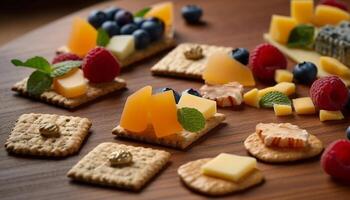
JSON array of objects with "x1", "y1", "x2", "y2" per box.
[
  {"x1": 11, "y1": 57, "x2": 82, "y2": 96},
  {"x1": 177, "y1": 107, "x2": 205, "y2": 132},
  {"x1": 287, "y1": 24, "x2": 315, "y2": 49}
]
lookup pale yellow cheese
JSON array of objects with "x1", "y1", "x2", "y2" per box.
[
  {"x1": 258, "y1": 82, "x2": 296, "y2": 98},
  {"x1": 244, "y1": 88, "x2": 260, "y2": 108},
  {"x1": 273, "y1": 104, "x2": 293, "y2": 116},
  {"x1": 53, "y1": 68, "x2": 87, "y2": 98},
  {"x1": 314, "y1": 5, "x2": 350, "y2": 26},
  {"x1": 177, "y1": 93, "x2": 217, "y2": 119},
  {"x1": 291, "y1": 0, "x2": 314, "y2": 24},
  {"x1": 269, "y1": 15, "x2": 297, "y2": 44},
  {"x1": 107, "y1": 35, "x2": 135, "y2": 60},
  {"x1": 320, "y1": 56, "x2": 350, "y2": 78},
  {"x1": 201, "y1": 153, "x2": 257, "y2": 182},
  {"x1": 319, "y1": 110, "x2": 344, "y2": 122},
  {"x1": 275, "y1": 69, "x2": 294, "y2": 83},
  {"x1": 292, "y1": 97, "x2": 316, "y2": 115}
]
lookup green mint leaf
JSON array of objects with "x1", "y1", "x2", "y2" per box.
[
  {"x1": 134, "y1": 7, "x2": 151, "y2": 17},
  {"x1": 27, "y1": 70, "x2": 53, "y2": 96},
  {"x1": 177, "y1": 107, "x2": 205, "y2": 132},
  {"x1": 51, "y1": 60, "x2": 82, "y2": 78},
  {"x1": 287, "y1": 24, "x2": 315, "y2": 49},
  {"x1": 96, "y1": 28, "x2": 110, "y2": 47},
  {"x1": 11, "y1": 56, "x2": 52, "y2": 73},
  {"x1": 259, "y1": 91, "x2": 291, "y2": 108}
]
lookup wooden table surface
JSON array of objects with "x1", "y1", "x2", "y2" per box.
[{"x1": 0, "y1": 0, "x2": 349, "y2": 199}]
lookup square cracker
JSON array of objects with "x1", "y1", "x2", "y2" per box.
[
  {"x1": 112, "y1": 113, "x2": 226, "y2": 149},
  {"x1": 5, "y1": 113, "x2": 92, "y2": 157},
  {"x1": 67, "y1": 142, "x2": 170, "y2": 191},
  {"x1": 57, "y1": 37, "x2": 176, "y2": 69},
  {"x1": 12, "y1": 78, "x2": 126, "y2": 109},
  {"x1": 151, "y1": 43, "x2": 232, "y2": 79}
]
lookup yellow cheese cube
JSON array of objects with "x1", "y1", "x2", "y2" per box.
[
  {"x1": 291, "y1": 0, "x2": 314, "y2": 24},
  {"x1": 107, "y1": 35, "x2": 135, "y2": 60},
  {"x1": 269, "y1": 15, "x2": 297, "y2": 44},
  {"x1": 177, "y1": 94, "x2": 217, "y2": 119},
  {"x1": 201, "y1": 153, "x2": 257, "y2": 182},
  {"x1": 244, "y1": 88, "x2": 260, "y2": 108},
  {"x1": 53, "y1": 69, "x2": 87, "y2": 98},
  {"x1": 273, "y1": 104, "x2": 293, "y2": 116},
  {"x1": 274, "y1": 82, "x2": 296, "y2": 96},
  {"x1": 320, "y1": 56, "x2": 350, "y2": 78},
  {"x1": 314, "y1": 5, "x2": 350, "y2": 26},
  {"x1": 258, "y1": 82, "x2": 296, "y2": 98},
  {"x1": 275, "y1": 69, "x2": 294, "y2": 83},
  {"x1": 319, "y1": 110, "x2": 344, "y2": 122},
  {"x1": 292, "y1": 97, "x2": 316, "y2": 115}
]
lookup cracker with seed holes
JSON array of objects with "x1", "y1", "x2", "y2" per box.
[
  {"x1": 178, "y1": 158, "x2": 264, "y2": 196},
  {"x1": 5, "y1": 113, "x2": 92, "y2": 157},
  {"x1": 12, "y1": 78, "x2": 126, "y2": 109},
  {"x1": 112, "y1": 113, "x2": 225, "y2": 149},
  {"x1": 244, "y1": 133, "x2": 323, "y2": 163},
  {"x1": 151, "y1": 43, "x2": 232, "y2": 79},
  {"x1": 67, "y1": 142, "x2": 170, "y2": 191}
]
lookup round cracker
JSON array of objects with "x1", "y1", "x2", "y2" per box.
[
  {"x1": 244, "y1": 133, "x2": 323, "y2": 163},
  {"x1": 177, "y1": 158, "x2": 264, "y2": 196}
]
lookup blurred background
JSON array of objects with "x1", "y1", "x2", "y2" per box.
[{"x1": 0, "y1": 0, "x2": 106, "y2": 46}]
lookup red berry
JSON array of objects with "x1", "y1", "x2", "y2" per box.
[
  {"x1": 249, "y1": 43, "x2": 287, "y2": 82},
  {"x1": 52, "y1": 53, "x2": 81, "y2": 64},
  {"x1": 319, "y1": 0, "x2": 348, "y2": 11},
  {"x1": 82, "y1": 47, "x2": 121, "y2": 83},
  {"x1": 321, "y1": 139, "x2": 350, "y2": 182},
  {"x1": 310, "y1": 76, "x2": 348, "y2": 110}
]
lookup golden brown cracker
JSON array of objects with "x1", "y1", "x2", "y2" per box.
[
  {"x1": 112, "y1": 113, "x2": 225, "y2": 149},
  {"x1": 67, "y1": 142, "x2": 170, "y2": 191},
  {"x1": 5, "y1": 113, "x2": 92, "y2": 157}
]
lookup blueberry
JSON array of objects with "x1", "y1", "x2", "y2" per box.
[
  {"x1": 293, "y1": 61, "x2": 318, "y2": 85},
  {"x1": 347, "y1": 126, "x2": 350, "y2": 140},
  {"x1": 132, "y1": 29, "x2": 151, "y2": 49},
  {"x1": 114, "y1": 10, "x2": 133, "y2": 26},
  {"x1": 104, "y1": 7, "x2": 121, "y2": 20},
  {"x1": 101, "y1": 21, "x2": 120, "y2": 36},
  {"x1": 181, "y1": 5, "x2": 203, "y2": 24},
  {"x1": 134, "y1": 17, "x2": 146, "y2": 28},
  {"x1": 156, "y1": 87, "x2": 180, "y2": 103},
  {"x1": 141, "y1": 20, "x2": 164, "y2": 41},
  {"x1": 120, "y1": 23, "x2": 138, "y2": 35},
  {"x1": 147, "y1": 17, "x2": 165, "y2": 30},
  {"x1": 230, "y1": 48, "x2": 250, "y2": 65},
  {"x1": 88, "y1": 10, "x2": 108, "y2": 28},
  {"x1": 182, "y1": 88, "x2": 201, "y2": 97}
]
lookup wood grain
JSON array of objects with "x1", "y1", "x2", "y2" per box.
[{"x1": 0, "y1": 0, "x2": 349, "y2": 199}]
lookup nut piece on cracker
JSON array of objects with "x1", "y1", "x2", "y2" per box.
[
  {"x1": 178, "y1": 154, "x2": 264, "y2": 196},
  {"x1": 67, "y1": 142, "x2": 170, "y2": 191},
  {"x1": 5, "y1": 113, "x2": 92, "y2": 157},
  {"x1": 244, "y1": 123, "x2": 323, "y2": 163},
  {"x1": 199, "y1": 82, "x2": 244, "y2": 107}
]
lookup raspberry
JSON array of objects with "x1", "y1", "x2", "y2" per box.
[
  {"x1": 319, "y1": 0, "x2": 348, "y2": 11},
  {"x1": 52, "y1": 53, "x2": 81, "y2": 64},
  {"x1": 82, "y1": 47, "x2": 121, "y2": 83},
  {"x1": 249, "y1": 43, "x2": 287, "y2": 82},
  {"x1": 310, "y1": 76, "x2": 348, "y2": 110},
  {"x1": 321, "y1": 139, "x2": 350, "y2": 182}
]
